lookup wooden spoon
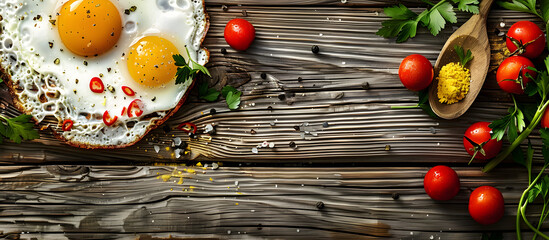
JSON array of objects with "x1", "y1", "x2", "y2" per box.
[{"x1": 428, "y1": 0, "x2": 495, "y2": 119}]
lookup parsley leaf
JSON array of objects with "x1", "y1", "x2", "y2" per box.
[
  {"x1": 221, "y1": 85, "x2": 239, "y2": 98},
  {"x1": 498, "y1": 0, "x2": 543, "y2": 19},
  {"x1": 222, "y1": 86, "x2": 242, "y2": 110},
  {"x1": 173, "y1": 48, "x2": 211, "y2": 85},
  {"x1": 454, "y1": 45, "x2": 473, "y2": 66},
  {"x1": 453, "y1": 0, "x2": 479, "y2": 14},
  {"x1": 226, "y1": 91, "x2": 242, "y2": 110},
  {"x1": 0, "y1": 114, "x2": 39, "y2": 144},
  {"x1": 377, "y1": 0, "x2": 479, "y2": 42},
  {"x1": 198, "y1": 81, "x2": 220, "y2": 102},
  {"x1": 427, "y1": 2, "x2": 457, "y2": 36}
]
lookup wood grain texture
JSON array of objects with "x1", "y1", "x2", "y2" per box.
[
  {"x1": 0, "y1": 2, "x2": 547, "y2": 239},
  {"x1": 0, "y1": 7, "x2": 543, "y2": 164},
  {"x1": 0, "y1": 165, "x2": 539, "y2": 239}
]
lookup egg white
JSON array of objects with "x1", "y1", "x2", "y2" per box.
[{"x1": 0, "y1": 0, "x2": 208, "y2": 147}]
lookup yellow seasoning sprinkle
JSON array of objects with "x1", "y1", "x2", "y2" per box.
[
  {"x1": 196, "y1": 162, "x2": 203, "y2": 167},
  {"x1": 437, "y1": 62, "x2": 470, "y2": 104},
  {"x1": 161, "y1": 174, "x2": 171, "y2": 182},
  {"x1": 235, "y1": 203, "x2": 239, "y2": 206},
  {"x1": 209, "y1": 177, "x2": 213, "y2": 181}
]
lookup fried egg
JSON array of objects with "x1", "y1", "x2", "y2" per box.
[{"x1": 0, "y1": 0, "x2": 209, "y2": 148}]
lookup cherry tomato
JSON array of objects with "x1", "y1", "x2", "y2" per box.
[
  {"x1": 102, "y1": 110, "x2": 118, "y2": 126},
  {"x1": 89, "y1": 77, "x2": 105, "y2": 93},
  {"x1": 423, "y1": 165, "x2": 460, "y2": 201},
  {"x1": 224, "y1": 18, "x2": 255, "y2": 51},
  {"x1": 506, "y1": 21, "x2": 545, "y2": 59},
  {"x1": 542, "y1": 107, "x2": 549, "y2": 128},
  {"x1": 121, "y1": 86, "x2": 135, "y2": 96},
  {"x1": 469, "y1": 186, "x2": 505, "y2": 225},
  {"x1": 398, "y1": 54, "x2": 434, "y2": 91},
  {"x1": 496, "y1": 56, "x2": 536, "y2": 94},
  {"x1": 463, "y1": 122, "x2": 502, "y2": 160}
]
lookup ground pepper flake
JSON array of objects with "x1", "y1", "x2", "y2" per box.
[{"x1": 437, "y1": 62, "x2": 470, "y2": 104}]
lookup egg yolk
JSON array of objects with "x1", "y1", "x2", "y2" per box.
[
  {"x1": 57, "y1": 0, "x2": 122, "y2": 57},
  {"x1": 126, "y1": 36, "x2": 180, "y2": 87}
]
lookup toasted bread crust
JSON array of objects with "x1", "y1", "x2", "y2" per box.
[{"x1": 2, "y1": 2, "x2": 210, "y2": 149}]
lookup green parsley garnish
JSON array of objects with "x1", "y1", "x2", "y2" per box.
[
  {"x1": 222, "y1": 86, "x2": 242, "y2": 110},
  {"x1": 376, "y1": 0, "x2": 479, "y2": 43},
  {"x1": 0, "y1": 114, "x2": 39, "y2": 144},
  {"x1": 173, "y1": 48, "x2": 211, "y2": 85},
  {"x1": 198, "y1": 81, "x2": 220, "y2": 102},
  {"x1": 454, "y1": 45, "x2": 473, "y2": 67},
  {"x1": 197, "y1": 84, "x2": 242, "y2": 110}
]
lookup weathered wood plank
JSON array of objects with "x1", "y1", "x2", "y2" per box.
[
  {"x1": 0, "y1": 165, "x2": 540, "y2": 239},
  {"x1": 0, "y1": 8, "x2": 542, "y2": 164},
  {"x1": 204, "y1": 0, "x2": 420, "y2": 6}
]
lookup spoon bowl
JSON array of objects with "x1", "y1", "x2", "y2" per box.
[{"x1": 428, "y1": 0, "x2": 494, "y2": 119}]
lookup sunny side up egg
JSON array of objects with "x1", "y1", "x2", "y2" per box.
[{"x1": 0, "y1": 0, "x2": 209, "y2": 148}]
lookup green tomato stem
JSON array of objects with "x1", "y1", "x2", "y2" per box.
[{"x1": 483, "y1": 101, "x2": 549, "y2": 173}]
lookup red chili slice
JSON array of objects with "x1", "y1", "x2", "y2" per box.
[
  {"x1": 177, "y1": 122, "x2": 197, "y2": 134},
  {"x1": 127, "y1": 99, "x2": 144, "y2": 117},
  {"x1": 62, "y1": 119, "x2": 74, "y2": 131},
  {"x1": 102, "y1": 110, "x2": 118, "y2": 126},
  {"x1": 121, "y1": 86, "x2": 135, "y2": 96},
  {"x1": 89, "y1": 77, "x2": 105, "y2": 93},
  {"x1": 121, "y1": 106, "x2": 127, "y2": 116}
]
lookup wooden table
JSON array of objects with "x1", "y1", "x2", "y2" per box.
[{"x1": 0, "y1": 1, "x2": 544, "y2": 239}]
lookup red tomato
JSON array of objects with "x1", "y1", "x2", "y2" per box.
[
  {"x1": 469, "y1": 186, "x2": 505, "y2": 225},
  {"x1": 398, "y1": 54, "x2": 433, "y2": 91},
  {"x1": 542, "y1": 107, "x2": 549, "y2": 128},
  {"x1": 423, "y1": 165, "x2": 460, "y2": 201},
  {"x1": 224, "y1": 18, "x2": 255, "y2": 51},
  {"x1": 496, "y1": 56, "x2": 536, "y2": 94},
  {"x1": 463, "y1": 122, "x2": 502, "y2": 160},
  {"x1": 506, "y1": 21, "x2": 545, "y2": 59}
]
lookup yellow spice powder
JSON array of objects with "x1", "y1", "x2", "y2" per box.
[{"x1": 437, "y1": 62, "x2": 470, "y2": 104}]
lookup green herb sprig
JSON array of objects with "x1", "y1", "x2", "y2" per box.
[
  {"x1": 377, "y1": 0, "x2": 479, "y2": 43},
  {"x1": 197, "y1": 83, "x2": 242, "y2": 110},
  {"x1": 514, "y1": 140, "x2": 549, "y2": 240},
  {"x1": 0, "y1": 114, "x2": 39, "y2": 144},
  {"x1": 484, "y1": 58, "x2": 549, "y2": 173},
  {"x1": 173, "y1": 48, "x2": 211, "y2": 85},
  {"x1": 390, "y1": 89, "x2": 438, "y2": 118},
  {"x1": 454, "y1": 45, "x2": 473, "y2": 67}
]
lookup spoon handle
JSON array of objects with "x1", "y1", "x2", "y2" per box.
[{"x1": 479, "y1": 0, "x2": 495, "y2": 19}]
